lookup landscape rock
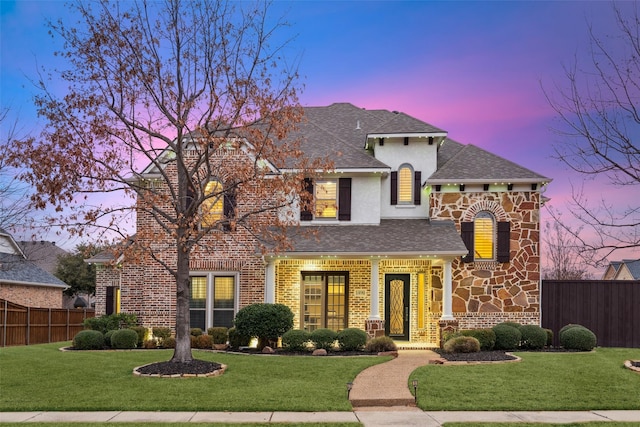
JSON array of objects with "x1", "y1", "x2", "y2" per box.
[{"x1": 312, "y1": 348, "x2": 328, "y2": 356}]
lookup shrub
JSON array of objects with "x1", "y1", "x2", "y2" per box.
[
  {"x1": 164, "y1": 337, "x2": 176, "y2": 348},
  {"x1": 153, "y1": 327, "x2": 171, "y2": 346},
  {"x1": 519, "y1": 325, "x2": 547, "y2": 350},
  {"x1": 104, "y1": 330, "x2": 116, "y2": 348},
  {"x1": 443, "y1": 336, "x2": 481, "y2": 353},
  {"x1": 310, "y1": 328, "x2": 337, "y2": 351},
  {"x1": 195, "y1": 334, "x2": 213, "y2": 349},
  {"x1": 560, "y1": 325, "x2": 597, "y2": 351},
  {"x1": 143, "y1": 339, "x2": 157, "y2": 349},
  {"x1": 233, "y1": 303, "x2": 294, "y2": 349},
  {"x1": 282, "y1": 329, "x2": 310, "y2": 352},
  {"x1": 496, "y1": 321, "x2": 522, "y2": 330},
  {"x1": 493, "y1": 324, "x2": 522, "y2": 350},
  {"x1": 190, "y1": 328, "x2": 203, "y2": 336},
  {"x1": 559, "y1": 323, "x2": 582, "y2": 336},
  {"x1": 365, "y1": 336, "x2": 397, "y2": 353},
  {"x1": 130, "y1": 326, "x2": 147, "y2": 347},
  {"x1": 544, "y1": 328, "x2": 554, "y2": 347},
  {"x1": 73, "y1": 330, "x2": 105, "y2": 350},
  {"x1": 459, "y1": 329, "x2": 496, "y2": 351},
  {"x1": 110, "y1": 328, "x2": 138, "y2": 349},
  {"x1": 337, "y1": 328, "x2": 368, "y2": 351},
  {"x1": 83, "y1": 313, "x2": 137, "y2": 334},
  {"x1": 207, "y1": 327, "x2": 228, "y2": 344},
  {"x1": 228, "y1": 327, "x2": 251, "y2": 349}
]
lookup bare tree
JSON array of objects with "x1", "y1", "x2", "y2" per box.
[
  {"x1": 545, "y1": 1, "x2": 640, "y2": 266},
  {"x1": 542, "y1": 207, "x2": 592, "y2": 280},
  {"x1": 7, "y1": 0, "x2": 328, "y2": 366}
]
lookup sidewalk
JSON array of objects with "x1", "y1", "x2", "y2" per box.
[{"x1": 3, "y1": 410, "x2": 640, "y2": 425}]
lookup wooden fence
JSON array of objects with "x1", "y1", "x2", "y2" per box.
[
  {"x1": 541, "y1": 280, "x2": 640, "y2": 348},
  {"x1": 0, "y1": 299, "x2": 95, "y2": 347}
]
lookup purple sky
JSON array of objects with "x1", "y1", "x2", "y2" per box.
[{"x1": 1, "y1": 1, "x2": 637, "y2": 269}]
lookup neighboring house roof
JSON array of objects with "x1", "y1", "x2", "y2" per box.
[
  {"x1": 0, "y1": 253, "x2": 68, "y2": 289},
  {"x1": 0, "y1": 228, "x2": 25, "y2": 257},
  {"x1": 280, "y1": 219, "x2": 467, "y2": 257},
  {"x1": 426, "y1": 140, "x2": 551, "y2": 184},
  {"x1": 19, "y1": 241, "x2": 69, "y2": 275},
  {"x1": 602, "y1": 259, "x2": 640, "y2": 280},
  {"x1": 623, "y1": 259, "x2": 640, "y2": 279}
]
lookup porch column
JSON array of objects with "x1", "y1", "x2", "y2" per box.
[
  {"x1": 369, "y1": 258, "x2": 381, "y2": 320},
  {"x1": 440, "y1": 259, "x2": 455, "y2": 320},
  {"x1": 264, "y1": 258, "x2": 276, "y2": 304}
]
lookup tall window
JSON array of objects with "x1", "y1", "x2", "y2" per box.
[
  {"x1": 398, "y1": 164, "x2": 413, "y2": 204},
  {"x1": 314, "y1": 179, "x2": 337, "y2": 219},
  {"x1": 190, "y1": 274, "x2": 237, "y2": 329},
  {"x1": 301, "y1": 272, "x2": 348, "y2": 332},
  {"x1": 474, "y1": 211, "x2": 495, "y2": 260},
  {"x1": 202, "y1": 180, "x2": 223, "y2": 227}
]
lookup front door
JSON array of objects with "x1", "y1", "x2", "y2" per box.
[{"x1": 385, "y1": 274, "x2": 410, "y2": 340}]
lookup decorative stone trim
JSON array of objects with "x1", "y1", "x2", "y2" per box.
[
  {"x1": 624, "y1": 360, "x2": 640, "y2": 373},
  {"x1": 461, "y1": 200, "x2": 508, "y2": 222},
  {"x1": 365, "y1": 319, "x2": 385, "y2": 339},
  {"x1": 133, "y1": 363, "x2": 227, "y2": 378}
]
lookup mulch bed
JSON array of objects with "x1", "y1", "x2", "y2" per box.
[
  {"x1": 436, "y1": 350, "x2": 517, "y2": 362},
  {"x1": 135, "y1": 359, "x2": 223, "y2": 376}
]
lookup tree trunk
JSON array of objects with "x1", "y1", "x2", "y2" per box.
[{"x1": 171, "y1": 230, "x2": 193, "y2": 363}]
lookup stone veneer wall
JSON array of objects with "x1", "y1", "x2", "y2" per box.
[
  {"x1": 0, "y1": 284, "x2": 63, "y2": 308},
  {"x1": 431, "y1": 190, "x2": 542, "y2": 330}
]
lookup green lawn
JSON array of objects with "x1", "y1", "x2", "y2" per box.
[
  {"x1": 0, "y1": 342, "x2": 389, "y2": 412},
  {"x1": 412, "y1": 348, "x2": 640, "y2": 411}
]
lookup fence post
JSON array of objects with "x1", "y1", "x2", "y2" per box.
[
  {"x1": 2, "y1": 299, "x2": 7, "y2": 347},
  {"x1": 26, "y1": 306, "x2": 30, "y2": 346},
  {"x1": 66, "y1": 309, "x2": 70, "y2": 341}
]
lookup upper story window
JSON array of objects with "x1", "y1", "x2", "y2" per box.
[
  {"x1": 461, "y1": 212, "x2": 510, "y2": 263},
  {"x1": 474, "y1": 211, "x2": 495, "y2": 260},
  {"x1": 391, "y1": 165, "x2": 421, "y2": 206},
  {"x1": 301, "y1": 178, "x2": 351, "y2": 222},
  {"x1": 202, "y1": 180, "x2": 224, "y2": 227}
]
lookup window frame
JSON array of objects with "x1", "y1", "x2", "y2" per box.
[
  {"x1": 201, "y1": 179, "x2": 224, "y2": 228},
  {"x1": 474, "y1": 211, "x2": 495, "y2": 260},
  {"x1": 314, "y1": 179, "x2": 338, "y2": 219},
  {"x1": 397, "y1": 164, "x2": 414, "y2": 204},
  {"x1": 189, "y1": 272, "x2": 239, "y2": 330},
  {"x1": 300, "y1": 271, "x2": 349, "y2": 332}
]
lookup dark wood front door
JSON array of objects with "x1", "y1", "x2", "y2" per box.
[{"x1": 385, "y1": 274, "x2": 410, "y2": 340}]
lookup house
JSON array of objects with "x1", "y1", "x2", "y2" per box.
[
  {"x1": 90, "y1": 103, "x2": 550, "y2": 346},
  {"x1": 0, "y1": 229, "x2": 68, "y2": 308},
  {"x1": 602, "y1": 259, "x2": 640, "y2": 280}
]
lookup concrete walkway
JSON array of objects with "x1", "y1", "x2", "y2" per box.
[{"x1": 2, "y1": 350, "x2": 640, "y2": 425}]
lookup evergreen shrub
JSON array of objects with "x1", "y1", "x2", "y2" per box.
[
  {"x1": 73, "y1": 330, "x2": 105, "y2": 350},
  {"x1": 104, "y1": 330, "x2": 116, "y2": 348},
  {"x1": 228, "y1": 327, "x2": 251, "y2": 349},
  {"x1": 559, "y1": 324, "x2": 582, "y2": 336},
  {"x1": 365, "y1": 336, "x2": 397, "y2": 353},
  {"x1": 83, "y1": 313, "x2": 137, "y2": 334},
  {"x1": 163, "y1": 337, "x2": 176, "y2": 348},
  {"x1": 195, "y1": 334, "x2": 213, "y2": 349},
  {"x1": 233, "y1": 303, "x2": 294, "y2": 349},
  {"x1": 152, "y1": 327, "x2": 171, "y2": 346},
  {"x1": 443, "y1": 336, "x2": 480, "y2": 353},
  {"x1": 519, "y1": 325, "x2": 547, "y2": 350},
  {"x1": 110, "y1": 328, "x2": 138, "y2": 349},
  {"x1": 560, "y1": 325, "x2": 597, "y2": 351},
  {"x1": 310, "y1": 328, "x2": 337, "y2": 351},
  {"x1": 493, "y1": 324, "x2": 522, "y2": 350},
  {"x1": 337, "y1": 328, "x2": 368, "y2": 351},
  {"x1": 143, "y1": 339, "x2": 157, "y2": 349},
  {"x1": 130, "y1": 326, "x2": 147, "y2": 347},
  {"x1": 459, "y1": 329, "x2": 496, "y2": 351},
  {"x1": 207, "y1": 327, "x2": 228, "y2": 344},
  {"x1": 544, "y1": 328, "x2": 554, "y2": 347},
  {"x1": 282, "y1": 329, "x2": 310, "y2": 352},
  {"x1": 190, "y1": 328, "x2": 203, "y2": 336}
]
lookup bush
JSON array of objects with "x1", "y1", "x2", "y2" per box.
[
  {"x1": 560, "y1": 325, "x2": 597, "y2": 351},
  {"x1": 207, "y1": 327, "x2": 228, "y2": 344},
  {"x1": 544, "y1": 328, "x2": 554, "y2": 347},
  {"x1": 143, "y1": 339, "x2": 157, "y2": 349},
  {"x1": 281, "y1": 329, "x2": 310, "y2": 352},
  {"x1": 365, "y1": 336, "x2": 397, "y2": 353},
  {"x1": 459, "y1": 329, "x2": 496, "y2": 351},
  {"x1": 195, "y1": 334, "x2": 213, "y2": 349},
  {"x1": 559, "y1": 323, "x2": 582, "y2": 336},
  {"x1": 519, "y1": 325, "x2": 547, "y2": 350},
  {"x1": 228, "y1": 327, "x2": 251, "y2": 349},
  {"x1": 233, "y1": 303, "x2": 294, "y2": 349},
  {"x1": 164, "y1": 336, "x2": 176, "y2": 348},
  {"x1": 337, "y1": 328, "x2": 368, "y2": 351},
  {"x1": 190, "y1": 328, "x2": 203, "y2": 336},
  {"x1": 130, "y1": 326, "x2": 147, "y2": 347},
  {"x1": 83, "y1": 313, "x2": 137, "y2": 334},
  {"x1": 73, "y1": 330, "x2": 105, "y2": 350},
  {"x1": 110, "y1": 328, "x2": 139, "y2": 349},
  {"x1": 493, "y1": 324, "x2": 522, "y2": 350},
  {"x1": 496, "y1": 321, "x2": 522, "y2": 330},
  {"x1": 104, "y1": 330, "x2": 116, "y2": 348},
  {"x1": 443, "y1": 336, "x2": 481, "y2": 353},
  {"x1": 309, "y1": 328, "x2": 337, "y2": 351},
  {"x1": 153, "y1": 327, "x2": 171, "y2": 347}
]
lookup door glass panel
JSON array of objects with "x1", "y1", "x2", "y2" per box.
[
  {"x1": 389, "y1": 279, "x2": 405, "y2": 335},
  {"x1": 303, "y1": 275, "x2": 323, "y2": 332},
  {"x1": 326, "y1": 274, "x2": 346, "y2": 331}
]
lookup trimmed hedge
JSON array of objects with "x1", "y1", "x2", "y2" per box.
[
  {"x1": 190, "y1": 328, "x2": 203, "y2": 336},
  {"x1": 282, "y1": 329, "x2": 310, "y2": 352},
  {"x1": 337, "y1": 328, "x2": 368, "y2": 351},
  {"x1": 560, "y1": 325, "x2": 597, "y2": 351},
  {"x1": 519, "y1": 325, "x2": 547, "y2": 350},
  {"x1": 459, "y1": 329, "x2": 496, "y2": 351},
  {"x1": 83, "y1": 313, "x2": 137, "y2": 334},
  {"x1": 310, "y1": 328, "x2": 337, "y2": 351},
  {"x1": 365, "y1": 336, "x2": 397, "y2": 353},
  {"x1": 443, "y1": 336, "x2": 480, "y2": 353},
  {"x1": 194, "y1": 334, "x2": 213, "y2": 349},
  {"x1": 73, "y1": 330, "x2": 105, "y2": 350},
  {"x1": 110, "y1": 328, "x2": 138, "y2": 349},
  {"x1": 228, "y1": 327, "x2": 251, "y2": 349},
  {"x1": 130, "y1": 326, "x2": 147, "y2": 347},
  {"x1": 493, "y1": 324, "x2": 522, "y2": 350},
  {"x1": 234, "y1": 303, "x2": 294, "y2": 349},
  {"x1": 207, "y1": 327, "x2": 228, "y2": 345}
]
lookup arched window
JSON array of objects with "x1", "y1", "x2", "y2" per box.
[
  {"x1": 202, "y1": 179, "x2": 223, "y2": 228},
  {"x1": 397, "y1": 164, "x2": 413, "y2": 204},
  {"x1": 474, "y1": 211, "x2": 495, "y2": 260}
]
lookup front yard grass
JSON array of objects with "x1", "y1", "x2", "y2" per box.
[
  {"x1": 0, "y1": 342, "x2": 389, "y2": 412},
  {"x1": 412, "y1": 347, "x2": 640, "y2": 411}
]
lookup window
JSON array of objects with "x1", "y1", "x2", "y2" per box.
[
  {"x1": 461, "y1": 215, "x2": 511, "y2": 263},
  {"x1": 202, "y1": 180, "x2": 223, "y2": 227},
  {"x1": 301, "y1": 272, "x2": 348, "y2": 332},
  {"x1": 189, "y1": 274, "x2": 237, "y2": 330},
  {"x1": 391, "y1": 166, "x2": 421, "y2": 205},
  {"x1": 300, "y1": 178, "x2": 351, "y2": 221}
]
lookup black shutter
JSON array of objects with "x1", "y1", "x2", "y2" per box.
[
  {"x1": 413, "y1": 171, "x2": 422, "y2": 205},
  {"x1": 390, "y1": 171, "x2": 398, "y2": 205},
  {"x1": 338, "y1": 178, "x2": 351, "y2": 221},
  {"x1": 223, "y1": 185, "x2": 236, "y2": 231},
  {"x1": 497, "y1": 221, "x2": 511, "y2": 262},
  {"x1": 106, "y1": 286, "x2": 115, "y2": 315},
  {"x1": 300, "y1": 178, "x2": 313, "y2": 221},
  {"x1": 461, "y1": 222, "x2": 474, "y2": 263}
]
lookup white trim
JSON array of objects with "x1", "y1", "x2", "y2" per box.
[{"x1": 0, "y1": 279, "x2": 68, "y2": 289}]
